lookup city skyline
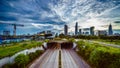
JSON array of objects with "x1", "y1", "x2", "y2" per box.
[{"x1": 0, "y1": 0, "x2": 120, "y2": 35}]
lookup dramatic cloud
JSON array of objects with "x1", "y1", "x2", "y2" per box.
[{"x1": 0, "y1": 0, "x2": 120, "y2": 34}]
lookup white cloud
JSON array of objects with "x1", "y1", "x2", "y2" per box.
[{"x1": 48, "y1": 0, "x2": 120, "y2": 31}]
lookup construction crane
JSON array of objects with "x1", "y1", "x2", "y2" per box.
[{"x1": 0, "y1": 22, "x2": 24, "y2": 37}]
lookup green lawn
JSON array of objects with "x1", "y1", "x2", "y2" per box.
[
  {"x1": 92, "y1": 39, "x2": 120, "y2": 45},
  {"x1": 0, "y1": 41, "x2": 42, "y2": 59}
]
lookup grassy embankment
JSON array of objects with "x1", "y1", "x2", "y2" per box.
[
  {"x1": 2, "y1": 50, "x2": 44, "y2": 68},
  {"x1": 0, "y1": 41, "x2": 42, "y2": 59},
  {"x1": 93, "y1": 39, "x2": 120, "y2": 45},
  {"x1": 77, "y1": 40, "x2": 120, "y2": 68}
]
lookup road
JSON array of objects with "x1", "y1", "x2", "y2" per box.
[
  {"x1": 29, "y1": 49, "x2": 59, "y2": 68},
  {"x1": 29, "y1": 49, "x2": 90, "y2": 68},
  {"x1": 61, "y1": 49, "x2": 90, "y2": 68}
]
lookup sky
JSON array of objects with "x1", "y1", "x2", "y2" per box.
[{"x1": 0, "y1": 0, "x2": 120, "y2": 35}]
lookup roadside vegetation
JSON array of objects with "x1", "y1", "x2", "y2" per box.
[
  {"x1": 2, "y1": 50, "x2": 44, "y2": 68},
  {"x1": 67, "y1": 38, "x2": 75, "y2": 42},
  {"x1": 77, "y1": 40, "x2": 120, "y2": 68},
  {"x1": 58, "y1": 34, "x2": 120, "y2": 45},
  {"x1": 92, "y1": 39, "x2": 120, "y2": 45},
  {"x1": 44, "y1": 39, "x2": 50, "y2": 42},
  {"x1": 73, "y1": 35, "x2": 120, "y2": 45},
  {"x1": 0, "y1": 41, "x2": 42, "y2": 59}
]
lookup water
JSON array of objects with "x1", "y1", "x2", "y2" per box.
[
  {"x1": 0, "y1": 38, "x2": 30, "y2": 45},
  {"x1": 0, "y1": 46, "x2": 44, "y2": 67}
]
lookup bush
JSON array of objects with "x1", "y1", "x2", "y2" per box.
[
  {"x1": 68, "y1": 38, "x2": 75, "y2": 42},
  {"x1": 45, "y1": 39, "x2": 49, "y2": 42},
  {"x1": 2, "y1": 50, "x2": 44, "y2": 68},
  {"x1": 2, "y1": 63, "x2": 17, "y2": 68},
  {"x1": 28, "y1": 50, "x2": 43, "y2": 62},
  {"x1": 15, "y1": 54, "x2": 29, "y2": 68},
  {"x1": 90, "y1": 47, "x2": 120, "y2": 68},
  {"x1": 77, "y1": 40, "x2": 120, "y2": 68},
  {"x1": 2, "y1": 63, "x2": 12, "y2": 68}
]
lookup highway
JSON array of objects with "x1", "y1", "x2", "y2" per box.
[
  {"x1": 29, "y1": 49, "x2": 59, "y2": 68},
  {"x1": 29, "y1": 47, "x2": 90, "y2": 68},
  {"x1": 61, "y1": 49, "x2": 90, "y2": 68}
]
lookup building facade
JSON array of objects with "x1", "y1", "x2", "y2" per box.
[
  {"x1": 90, "y1": 26, "x2": 94, "y2": 35},
  {"x1": 75, "y1": 22, "x2": 78, "y2": 35},
  {"x1": 82, "y1": 28, "x2": 91, "y2": 35},
  {"x1": 95, "y1": 30, "x2": 107, "y2": 36},
  {"x1": 108, "y1": 24, "x2": 113, "y2": 35},
  {"x1": 64, "y1": 24, "x2": 68, "y2": 35},
  {"x1": 79, "y1": 29, "x2": 82, "y2": 35}
]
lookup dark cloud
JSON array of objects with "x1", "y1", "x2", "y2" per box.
[
  {"x1": 0, "y1": 16, "x2": 17, "y2": 21},
  {"x1": 114, "y1": 21, "x2": 120, "y2": 23}
]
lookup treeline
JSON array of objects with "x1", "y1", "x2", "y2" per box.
[
  {"x1": 59, "y1": 33, "x2": 120, "y2": 40},
  {"x1": 2, "y1": 50, "x2": 44, "y2": 68},
  {"x1": 77, "y1": 40, "x2": 120, "y2": 68},
  {"x1": 73, "y1": 35, "x2": 120, "y2": 40}
]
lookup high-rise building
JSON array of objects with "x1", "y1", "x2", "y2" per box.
[
  {"x1": 108, "y1": 24, "x2": 113, "y2": 35},
  {"x1": 75, "y1": 22, "x2": 78, "y2": 35},
  {"x1": 95, "y1": 30, "x2": 107, "y2": 36},
  {"x1": 90, "y1": 26, "x2": 94, "y2": 35},
  {"x1": 82, "y1": 28, "x2": 90, "y2": 35},
  {"x1": 64, "y1": 25, "x2": 68, "y2": 35},
  {"x1": 79, "y1": 29, "x2": 82, "y2": 35}
]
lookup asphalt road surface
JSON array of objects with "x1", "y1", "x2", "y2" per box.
[
  {"x1": 61, "y1": 49, "x2": 90, "y2": 68},
  {"x1": 29, "y1": 49, "x2": 90, "y2": 68},
  {"x1": 29, "y1": 49, "x2": 59, "y2": 68}
]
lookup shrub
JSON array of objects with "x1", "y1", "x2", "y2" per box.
[
  {"x1": 28, "y1": 50, "x2": 43, "y2": 62},
  {"x1": 2, "y1": 63, "x2": 12, "y2": 68},
  {"x1": 89, "y1": 47, "x2": 120, "y2": 68},
  {"x1": 68, "y1": 38, "x2": 75, "y2": 42},
  {"x1": 77, "y1": 40, "x2": 120, "y2": 68},
  {"x1": 45, "y1": 39, "x2": 49, "y2": 42},
  {"x1": 15, "y1": 54, "x2": 29, "y2": 68},
  {"x1": 2, "y1": 50, "x2": 44, "y2": 68}
]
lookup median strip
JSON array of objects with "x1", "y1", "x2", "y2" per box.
[{"x1": 59, "y1": 50, "x2": 61, "y2": 68}]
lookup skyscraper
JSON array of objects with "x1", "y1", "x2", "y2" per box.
[
  {"x1": 90, "y1": 26, "x2": 94, "y2": 35},
  {"x1": 75, "y1": 22, "x2": 78, "y2": 35},
  {"x1": 79, "y1": 29, "x2": 82, "y2": 35},
  {"x1": 108, "y1": 24, "x2": 113, "y2": 35},
  {"x1": 64, "y1": 24, "x2": 68, "y2": 35}
]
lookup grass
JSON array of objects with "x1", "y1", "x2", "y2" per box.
[
  {"x1": 0, "y1": 41, "x2": 42, "y2": 59},
  {"x1": 94, "y1": 39, "x2": 120, "y2": 45}
]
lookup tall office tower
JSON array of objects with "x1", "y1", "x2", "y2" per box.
[
  {"x1": 64, "y1": 24, "x2": 68, "y2": 35},
  {"x1": 75, "y1": 22, "x2": 78, "y2": 35},
  {"x1": 108, "y1": 24, "x2": 113, "y2": 35},
  {"x1": 90, "y1": 26, "x2": 95, "y2": 35},
  {"x1": 79, "y1": 29, "x2": 82, "y2": 35}
]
